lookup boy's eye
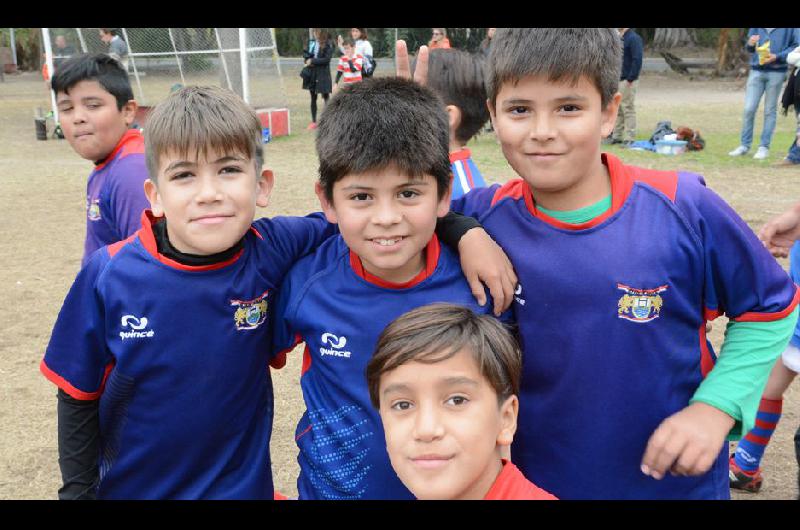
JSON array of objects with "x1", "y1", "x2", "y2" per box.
[
  {"x1": 508, "y1": 106, "x2": 528, "y2": 115},
  {"x1": 350, "y1": 193, "x2": 371, "y2": 201},
  {"x1": 445, "y1": 395, "x2": 469, "y2": 407},
  {"x1": 390, "y1": 400, "x2": 413, "y2": 411},
  {"x1": 560, "y1": 104, "x2": 581, "y2": 113},
  {"x1": 170, "y1": 171, "x2": 193, "y2": 181},
  {"x1": 220, "y1": 165, "x2": 243, "y2": 175},
  {"x1": 398, "y1": 189, "x2": 419, "y2": 199}
]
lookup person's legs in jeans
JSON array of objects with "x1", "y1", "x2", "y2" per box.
[
  {"x1": 760, "y1": 70, "x2": 788, "y2": 149},
  {"x1": 741, "y1": 70, "x2": 767, "y2": 149}
]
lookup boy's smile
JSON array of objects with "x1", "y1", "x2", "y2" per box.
[
  {"x1": 490, "y1": 74, "x2": 621, "y2": 211},
  {"x1": 317, "y1": 167, "x2": 450, "y2": 284},
  {"x1": 378, "y1": 348, "x2": 517, "y2": 500},
  {"x1": 56, "y1": 80, "x2": 136, "y2": 163},
  {"x1": 144, "y1": 148, "x2": 272, "y2": 256}
]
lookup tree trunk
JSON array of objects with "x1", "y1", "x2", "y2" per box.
[
  {"x1": 652, "y1": 28, "x2": 696, "y2": 50},
  {"x1": 716, "y1": 28, "x2": 730, "y2": 73}
]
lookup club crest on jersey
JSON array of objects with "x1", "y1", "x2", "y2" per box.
[
  {"x1": 231, "y1": 290, "x2": 269, "y2": 331},
  {"x1": 617, "y1": 283, "x2": 668, "y2": 323},
  {"x1": 87, "y1": 198, "x2": 101, "y2": 221}
]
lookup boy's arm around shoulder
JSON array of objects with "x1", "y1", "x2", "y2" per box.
[
  {"x1": 251, "y1": 212, "x2": 338, "y2": 280},
  {"x1": 266, "y1": 254, "x2": 315, "y2": 370}
]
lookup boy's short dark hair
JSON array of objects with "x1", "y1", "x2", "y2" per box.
[
  {"x1": 424, "y1": 49, "x2": 489, "y2": 144},
  {"x1": 143, "y1": 85, "x2": 263, "y2": 181},
  {"x1": 50, "y1": 53, "x2": 133, "y2": 110},
  {"x1": 486, "y1": 28, "x2": 621, "y2": 108},
  {"x1": 366, "y1": 303, "x2": 522, "y2": 409},
  {"x1": 316, "y1": 77, "x2": 450, "y2": 201}
]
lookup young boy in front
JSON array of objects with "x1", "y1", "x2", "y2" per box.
[
  {"x1": 366, "y1": 303, "x2": 556, "y2": 500},
  {"x1": 425, "y1": 49, "x2": 490, "y2": 199},
  {"x1": 445, "y1": 28, "x2": 800, "y2": 499},
  {"x1": 51, "y1": 54, "x2": 151, "y2": 266},
  {"x1": 269, "y1": 77, "x2": 511, "y2": 500},
  {"x1": 40, "y1": 86, "x2": 338, "y2": 499}
]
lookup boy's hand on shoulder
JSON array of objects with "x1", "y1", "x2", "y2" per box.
[
  {"x1": 640, "y1": 402, "x2": 734, "y2": 480},
  {"x1": 758, "y1": 202, "x2": 800, "y2": 258},
  {"x1": 458, "y1": 228, "x2": 517, "y2": 316}
]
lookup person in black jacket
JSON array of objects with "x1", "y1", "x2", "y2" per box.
[
  {"x1": 303, "y1": 28, "x2": 334, "y2": 130},
  {"x1": 610, "y1": 28, "x2": 643, "y2": 146}
]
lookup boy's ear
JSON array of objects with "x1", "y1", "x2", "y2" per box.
[
  {"x1": 315, "y1": 182, "x2": 338, "y2": 224},
  {"x1": 143, "y1": 179, "x2": 164, "y2": 217},
  {"x1": 256, "y1": 169, "x2": 275, "y2": 208},
  {"x1": 445, "y1": 104, "x2": 462, "y2": 133},
  {"x1": 600, "y1": 92, "x2": 623, "y2": 139},
  {"x1": 121, "y1": 99, "x2": 138, "y2": 128},
  {"x1": 496, "y1": 395, "x2": 519, "y2": 447}
]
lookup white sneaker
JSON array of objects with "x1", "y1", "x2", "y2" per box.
[
  {"x1": 753, "y1": 146, "x2": 769, "y2": 160},
  {"x1": 728, "y1": 145, "x2": 749, "y2": 156}
]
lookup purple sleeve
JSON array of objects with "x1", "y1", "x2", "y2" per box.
[
  {"x1": 450, "y1": 184, "x2": 501, "y2": 220},
  {"x1": 101, "y1": 154, "x2": 150, "y2": 240},
  {"x1": 676, "y1": 173, "x2": 800, "y2": 322},
  {"x1": 41, "y1": 249, "x2": 113, "y2": 400}
]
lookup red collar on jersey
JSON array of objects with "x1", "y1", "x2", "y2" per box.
[
  {"x1": 94, "y1": 128, "x2": 144, "y2": 171},
  {"x1": 449, "y1": 148, "x2": 472, "y2": 164},
  {"x1": 124, "y1": 210, "x2": 249, "y2": 272},
  {"x1": 491, "y1": 152, "x2": 678, "y2": 231},
  {"x1": 349, "y1": 235, "x2": 441, "y2": 289}
]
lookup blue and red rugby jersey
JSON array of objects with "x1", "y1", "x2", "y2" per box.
[
  {"x1": 41, "y1": 210, "x2": 335, "y2": 499},
  {"x1": 269, "y1": 234, "x2": 509, "y2": 500},
  {"x1": 451, "y1": 153, "x2": 800, "y2": 500},
  {"x1": 83, "y1": 128, "x2": 150, "y2": 266},
  {"x1": 450, "y1": 148, "x2": 486, "y2": 200}
]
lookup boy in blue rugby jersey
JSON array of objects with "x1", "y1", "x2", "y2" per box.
[{"x1": 269, "y1": 77, "x2": 515, "y2": 500}]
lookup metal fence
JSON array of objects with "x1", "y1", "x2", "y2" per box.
[{"x1": 44, "y1": 28, "x2": 286, "y2": 111}]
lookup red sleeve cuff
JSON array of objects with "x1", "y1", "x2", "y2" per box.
[
  {"x1": 732, "y1": 285, "x2": 800, "y2": 323},
  {"x1": 40, "y1": 359, "x2": 112, "y2": 401}
]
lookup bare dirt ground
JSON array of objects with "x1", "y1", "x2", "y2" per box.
[{"x1": 1, "y1": 67, "x2": 798, "y2": 500}]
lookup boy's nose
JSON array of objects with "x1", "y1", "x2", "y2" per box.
[
  {"x1": 529, "y1": 114, "x2": 557, "y2": 142},
  {"x1": 413, "y1": 404, "x2": 445, "y2": 442},
  {"x1": 371, "y1": 200, "x2": 402, "y2": 226},
  {"x1": 195, "y1": 176, "x2": 223, "y2": 203}
]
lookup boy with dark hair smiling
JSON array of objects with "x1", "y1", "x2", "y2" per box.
[
  {"x1": 51, "y1": 53, "x2": 150, "y2": 266},
  {"x1": 269, "y1": 77, "x2": 513, "y2": 500},
  {"x1": 430, "y1": 28, "x2": 800, "y2": 499},
  {"x1": 41, "y1": 86, "x2": 338, "y2": 499},
  {"x1": 367, "y1": 303, "x2": 556, "y2": 500}
]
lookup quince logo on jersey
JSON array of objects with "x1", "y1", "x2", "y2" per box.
[
  {"x1": 617, "y1": 283, "x2": 668, "y2": 323},
  {"x1": 514, "y1": 283, "x2": 526, "y2": 306},
  {"x1": 231, "y1": 290, "x2": 269, "y2": 331},
  {"x1": 120, "y1": 314, "x2": 155, "y2": 340},
  {"x1": 320, "y1": 333, "x2": 351, "y2": 359},
  {"x1": 87, "y1": 198, "x2": 101, "y2": 221}
]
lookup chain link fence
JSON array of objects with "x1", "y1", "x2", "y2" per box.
[{"x1": 45, "y1": 28, "x2": 286, "y2": 109}]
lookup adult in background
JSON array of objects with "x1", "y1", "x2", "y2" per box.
[
  {"x1": 480, "y1": 28, "x2": 496, "y2": 58},
  {"x1": 338, "y1": 28, "x2": 374, "y2": 77},
  {"x1": 729, "y1": 28, "x2": 800, "y2": 161},
  {"x1": 53, "y1": 35, "x2": 77, "y2": 70},
  {"x1": 776, "y1": 45, "x2": 800, "y2": 167},
  {"x1": 610, "y1": 28, "x2": 643, "y2": 147},
  {"x1": 428, "y1": 28, "x2": 451, "y2": 49},
  {"x1": 99, "y1": 28, "x2": 129, "y2": 71},
  {"x1": 303, "y1": 28, "x2": 333, "y2": 131}
]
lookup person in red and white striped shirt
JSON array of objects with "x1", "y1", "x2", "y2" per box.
[{"x1": 335, "y1": 40, "x2": 364, "y2": 90}]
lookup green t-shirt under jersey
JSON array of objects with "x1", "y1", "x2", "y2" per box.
[{"x1": 538, "y1": 196, "x2": 798, "y2": 439}]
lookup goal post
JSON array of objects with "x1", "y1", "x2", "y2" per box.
[{"x1": 43, "y1": 28, "x2": 288, "y2": 132}]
